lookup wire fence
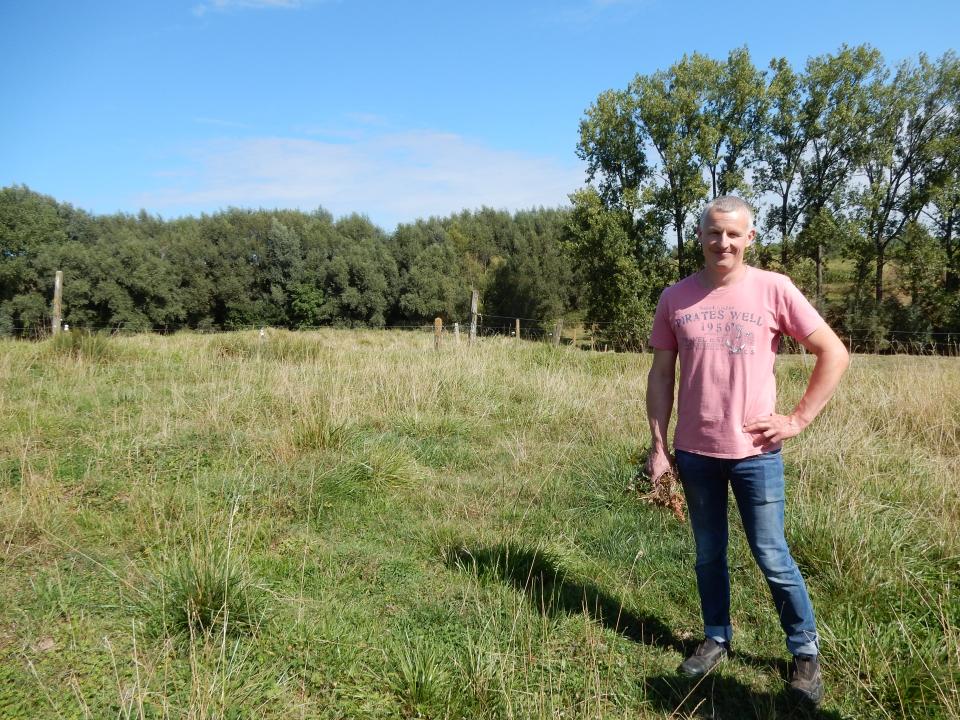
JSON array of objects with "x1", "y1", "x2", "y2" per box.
[{"x1": 7, "y1": 316, "x2": 960, "y2": 356}]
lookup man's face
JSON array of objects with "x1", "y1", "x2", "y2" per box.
[{"x1": 695, "y1": 209, "x2": 755, "y2": 275}]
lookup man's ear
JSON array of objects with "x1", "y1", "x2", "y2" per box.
[{"x1": 746, "y1": 228, "x2": 756, "y2": 246}]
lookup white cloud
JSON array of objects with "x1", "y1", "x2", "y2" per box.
[
  {"x1": 192, "y1": 0, "x2": 305, "y2": 17},
  {"x1": 137, "y1": 130, "x2": 585, "y2": 228}
]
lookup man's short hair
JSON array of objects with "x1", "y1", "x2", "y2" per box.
[{"x1": 699, "y1": 196, "x2": 755, "y2": 230}]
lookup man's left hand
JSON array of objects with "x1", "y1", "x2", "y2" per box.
[{"x1": 743, "y1": 414, "x2": 804, "y2": 444}]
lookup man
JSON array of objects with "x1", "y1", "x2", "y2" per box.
[{"x1": 645, "y1": 195, "x2": 849, "y2": 705}]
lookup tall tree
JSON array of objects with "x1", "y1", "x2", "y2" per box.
[
  {"x1": 923, "y1": 52, "x2": 960, "y2": 292},
  {"x1": 566, "y1": 188, "x2": 670, "y2": 350},
  {"x1": 756, "y1": 58, "x2": 811, "y2": 266},
  {"x1": 631, "y1": 55, "x2": 709, "y2": 276},
  {"x1": 577, "y1": 89, "x2": 649, "y2": 212},
  {"x1": 799, "y1": 45, "x2": 886, "y2": 306},
  {"x1": 853, "y1": 52, "x2": 954, "y2": 305},
  {"x1": 698, "y1": 47, "x2": 767, "y2": 199},
  {"x1": 757, "y1": 45, "x2": 885, "y2": 299}
]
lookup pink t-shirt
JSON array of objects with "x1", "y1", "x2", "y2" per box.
[{"x1": 649, "y1": 267, "x2": 824, "y2": 459}]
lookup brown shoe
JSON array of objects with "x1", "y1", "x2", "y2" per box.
[
  {"x1": 789, "y1": 654, "x2": 824, "y2": 705},
  {"x1": 678, "y1": 638, "x2": 728, "y2": 677}
]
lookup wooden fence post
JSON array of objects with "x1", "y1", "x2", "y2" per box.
[
  {"x1": 571, "y1": 328, "x2": 578, "y2": 349},
  {"x1": 590, "y1": 323, "x2": 596, "y2": 352},
  {"x1": 469, "y1": 289, "x2": 478, "y2": 346},
  {"x1": 454, "y1": 322, "x2": 460, "y2": 344},
  {"x1": 51, "y1": 270, "x2": 63, "y2": 336},
  {"x1": 515, "y1": 317, "x2": 520, "y2": 342},
  {"x1": 553, "y1": 319, "x2": 563, "y2": 346},
  {"x1": 434, "y1": 317, "x2": 442, "y2": 350}
]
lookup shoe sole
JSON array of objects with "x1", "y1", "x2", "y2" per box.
[
  {"x1": 789, "y1": 683, "x2": 824, "y2": 706},
  {"x1": 678, "y1": 654, "x2": 727, "y2": 678}
]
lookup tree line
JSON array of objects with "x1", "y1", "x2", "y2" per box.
[
  {"x1": 0, "y1": 186, "x2": 581, "y2": 337},
  {"x1": 571, "y1": 44, "x2": 960, "y2": 350},
  {"x1": 2, "y1": 44, "x2": 959, "y2": 351}
]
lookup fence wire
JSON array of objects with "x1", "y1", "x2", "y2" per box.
[{"x1": 6, "y1": 319, "x2": 960, "y2": 356}]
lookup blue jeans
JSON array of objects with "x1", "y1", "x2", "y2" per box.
[{"x1": 675, "y1": 448, "x2": 819, "y2": 656}]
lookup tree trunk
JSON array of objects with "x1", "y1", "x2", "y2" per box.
[
  {"x1": 945, "y1": 216, "x2": 958, "y2": 292},
  {"x1": 815, "y1": 242, "x2": 824, "y2": 312},
  {"x1": 875, "y1": 243, "x2": 885, "y2": 305},
  {"x1": 780, "y1": 197, "x2": 789, "y2": 267},
  {"x1": 675, "y1": 210, "x2": 686, "y2": 277}
]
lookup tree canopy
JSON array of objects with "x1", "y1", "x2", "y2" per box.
[{"x1": 0, "y1": 188, "x2": 583, "y2": 338}]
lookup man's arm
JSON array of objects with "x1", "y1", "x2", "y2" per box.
[
  {"x1": 744, "y1": 324, "x2": 850, "y2": 444},
  {"x1": 646, "y1": 348, "x2": 678, "y2": 479}
]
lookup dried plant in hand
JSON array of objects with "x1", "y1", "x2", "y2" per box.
[{"x1": 627, "y1": 464, "x2": 686, "y2": 523}]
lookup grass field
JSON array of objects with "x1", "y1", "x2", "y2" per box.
[{"x1": 1, "y1": 329, "x2": 958, "y2": 719}]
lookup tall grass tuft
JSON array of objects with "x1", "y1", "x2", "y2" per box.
[
  {"x1": 212, "y1": 329, "x2": 325, "y2": 362},
  {"x1": 334, "y1": 441, "x2": 418, "y2": 492},
  {"x1": 46, "y1": 329, "x2": 113, "y2": 361},
  {"x1": 454, "y1": 631, "x2": 504, "y2": 714},
  {"x1": 386, "y1": 632, "x2": 450, "y2": 714},
  {"x1": 140, "y1": 532, "x2": 264, "y2": 639},
  {"x1": 292, "y1": 403, "x2": 357, "y2": 453}
]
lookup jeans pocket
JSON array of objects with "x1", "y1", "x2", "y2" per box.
[{"x1": 759, "y1": 451, "x2": 785, "y2": 503}]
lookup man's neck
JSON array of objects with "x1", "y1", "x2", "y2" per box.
[{"x1": 699, "y1": 264, "x2": 749, "y2": 289}]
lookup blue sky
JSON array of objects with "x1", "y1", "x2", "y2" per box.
[{"x1": 2, "y1": 0, "x2": 958, "y2": 230}]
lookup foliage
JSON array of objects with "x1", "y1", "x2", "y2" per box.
[
  {"x1": 630, "y1": 55, "x2": 710, "y2": 276},
  {"x1": 566, "y1": 188, "x2": 668, "y2": 350},
  {"x1": 486, "y1": 208, "x2": 581, "y2": 328},
  {"x1": 0, "y1": 195, "x2": 580, "y2": 336},
  {"x1": 577, "y1": 88, "x2": 648, "y2": 211},
  {"x1": 890, "y1": 221, "x2": 952, "y2": 339},
  {"x1": 852, "y1": 52, "x2": 955, "y2": 305}
]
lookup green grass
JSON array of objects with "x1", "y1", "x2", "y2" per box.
[{"x1": 0, "y1": 329, "x2": 957, "y2": 718}]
